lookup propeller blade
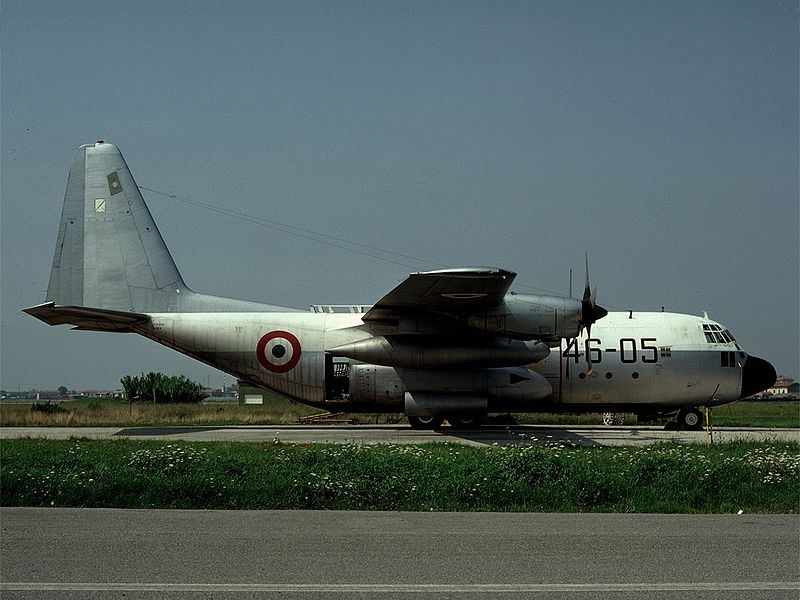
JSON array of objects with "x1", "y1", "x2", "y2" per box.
[
  {"x1": 582, "y1": 253, "x2": 591, "y2": 303},
  {"x1": 586, "y1": 325, "x2": 593, "y2": 376},
  {"x1": 578, "y1": 255, "x2": 607, "y2": 375},
  {"x1": 579, "y1": 257, "x2": 607, "y2": 330}
]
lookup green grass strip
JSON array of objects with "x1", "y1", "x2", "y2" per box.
[
  {"x1": 1, "y1": 439, "x2": 798, "y2": 513},
  {"x1": 3, "y1": 399, "x2": 798, "y2": 428}
]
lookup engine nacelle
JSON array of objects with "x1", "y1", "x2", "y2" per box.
[
  {"x1": 466, "y1": 294, "x2": 583, "y2": 342},
  {"x1": 347, "y1": 364, "x2": 552, "y2": 414},
  {"x1": 328, "y1": 334, "x2": 550, "y2": 368}
]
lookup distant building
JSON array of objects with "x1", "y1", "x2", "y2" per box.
[
  {"x1": 759, "y1": 376, "x2": 796, "y2": 399},
  {"x1": 237, "y1": 381, "x2": 296, "y2": 407}
]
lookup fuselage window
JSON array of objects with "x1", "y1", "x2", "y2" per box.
[{"x1": 720, "y1": 351, "x2": 737, "y2": 368}]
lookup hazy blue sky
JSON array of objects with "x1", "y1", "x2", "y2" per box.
[{"x1": 2, "y1": 0, "x2": 797, "y2": 391}]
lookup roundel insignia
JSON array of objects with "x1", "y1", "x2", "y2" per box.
[{"x1": 256, "y1": 331, "x2": 302, "y2": 373}]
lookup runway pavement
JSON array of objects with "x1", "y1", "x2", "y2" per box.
[
  {"x1": 1, "y1": 508, "x2": 797, "y2": 599},
  {"x1": 1, "y1": 424, "x2": 798, "y2": 446}
]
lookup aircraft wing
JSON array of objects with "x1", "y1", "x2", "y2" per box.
[
  {"x1": 23, "y1": 302, "x2": 148, "y2": 332},
  {"x1": 363, "y1": 267, "x2": 515, "y2": 323}
]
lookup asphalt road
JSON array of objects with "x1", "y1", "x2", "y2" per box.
[
  {"x1": 1, "y1": 509, "x2": 797, "y2": 599},
  {"x1": 2, "y1": 424, "x2": 799, "y2": 446}
]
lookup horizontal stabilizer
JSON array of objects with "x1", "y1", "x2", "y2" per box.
[{"x1": 23, "y1": 302, "x2": 148, "y2": 332}]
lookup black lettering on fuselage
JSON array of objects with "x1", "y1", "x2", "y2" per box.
[{"x1": 562, "y1": 338, "x2": 661, "y2": 365}]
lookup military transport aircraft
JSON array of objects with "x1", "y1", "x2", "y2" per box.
[{"x1": 25, "y1": 142, "x2": 776, "y2": 430}]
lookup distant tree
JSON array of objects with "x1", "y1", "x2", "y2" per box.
[
  {"x1": 57, "y1": 385, "x2": 69, "y2": 396},
  {"x1": 120, "y1": 372, "x2": 206, "y2": 404},
  {"x1": 120, "y1": 375, "x2": 139, "y2": 401}
]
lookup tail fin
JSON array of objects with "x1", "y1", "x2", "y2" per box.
[
  {"x1": 46, "y1": 142, "x2": 187, "y2": 312},
  {"x1": 31, "y1": 141, "x2": 290, "y2": 320}
]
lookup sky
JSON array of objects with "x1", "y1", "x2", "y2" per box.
[{"x1": 1, "y1": 0, "x2": 797, "y2": 391}]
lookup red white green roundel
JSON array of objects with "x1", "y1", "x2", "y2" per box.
[{"x1": 256, "y1": 331, "x2": 302, "y2": 373}]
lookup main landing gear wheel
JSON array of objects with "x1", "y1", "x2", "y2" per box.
[
  {"x1": 446, "y1": 415, "x2": 484, "y2": 430},
  {"x1": 408, "y1": 416, "x2": 444, "y2": 430},
  {"x1": 676, "y1": 408, "x2": 703, "y2": 431}
]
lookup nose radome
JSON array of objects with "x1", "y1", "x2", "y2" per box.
[{"x1": 739, "y1": 355, "x2": 777, "y2": 399}]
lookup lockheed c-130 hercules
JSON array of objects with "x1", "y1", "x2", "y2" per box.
[{"x1": 25, "y1": 142, "x2": 777, "y2": 430}]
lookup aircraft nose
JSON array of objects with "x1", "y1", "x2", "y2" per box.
[{"x1": 739, "y1": 355, "x2": 777, "y2": 399}]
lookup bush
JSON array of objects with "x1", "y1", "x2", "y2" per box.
[
  {"x1": 120, "y1": 372, "x2": 206, "y2": 404},
  {"x1": 31, "y1": 402, "x2": 67, "y2": 414}
]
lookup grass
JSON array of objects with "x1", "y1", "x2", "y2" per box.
[
  {"x1": 1, "y1": 398, "x2": 797, "y2": 428},
  {"x1": 708, "y1": 401, "x2": 800, "y2": 428},
  {"x1": 513, "y1": 401, "x2": 800, "y2": 428},
  {"x1": 1, "y1": 439, "x2": 797, "y2": 513},
  {"x1": 0, "y1": 396, "x2": 326, "y2": 427}
]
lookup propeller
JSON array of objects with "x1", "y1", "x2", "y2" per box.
[{"x1": 577, "y1": 254, "x2": 608, "y2": 375}]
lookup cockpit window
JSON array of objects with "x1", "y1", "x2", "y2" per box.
[{"x1": 702, "y1": 324, "x2": 741, "y2": 349}]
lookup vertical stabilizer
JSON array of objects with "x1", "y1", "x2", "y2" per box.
[
  {"x1": 47, "y1": 142, "x2": 187, "y2": 312},
  {"x1": 43, "y1": 142, "x2": 291, "y2": 314}
]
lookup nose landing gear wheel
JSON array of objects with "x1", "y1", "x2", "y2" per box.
[{"x1": 676, "y1": 408, "x2": 703, "y2": 431}]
